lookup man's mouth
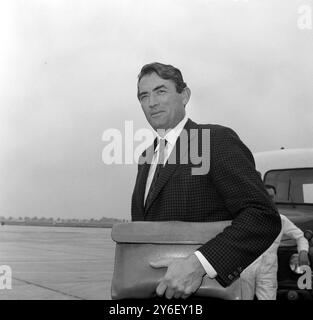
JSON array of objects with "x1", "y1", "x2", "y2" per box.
[{"x1": 151, "y1": 111, "x2": 164, "y2": 117}]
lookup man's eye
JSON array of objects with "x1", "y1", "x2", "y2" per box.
[
  {"x1": 157, "y1": 90, "x2": 166, "y2": 94},
  {"x1": 140, "y1": 95, "x2": 148, "y2": 101}
]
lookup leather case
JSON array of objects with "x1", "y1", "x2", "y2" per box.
[{"x1": 111, "y1": 221, "x2": 241, "y2": 300}]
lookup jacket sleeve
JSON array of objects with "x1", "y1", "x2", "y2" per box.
[{"x1": 197, "y1": 127, "x2": 282, "y2": 287}]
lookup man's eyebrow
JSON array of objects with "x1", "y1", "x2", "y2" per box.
[
  {"x1": 153, "y1": 85, "x2": 167, "y2": 92},
  {"x1": 138, "y1": 90, "x2": 148, "y2": 99}
]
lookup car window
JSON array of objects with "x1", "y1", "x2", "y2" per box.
[{"x1": 264, "y1": 168, "x2": 313, "y2": 204}]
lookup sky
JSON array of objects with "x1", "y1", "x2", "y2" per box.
[{"x1": 0, "y1": 0, "x2": 313, "y2": 220}]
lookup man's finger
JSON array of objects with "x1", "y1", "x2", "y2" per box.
[
  {"x1": 181, "y1": 287, "x2": 193, "y2": 300},
  {"x1": 150, "y1": 258, "x2": 172, "y2": 268},
  {"x1": 165, "y1": 287, "x2": 175, "y2": 299},
  {"x1": 181, "y1": 293, "x2": 191, "y2": 300},
  {"x1": 173, "y1": 291, "x2": 183, "y2": 299},
  {"x1": 156, "y1": 282, "x2": 167, "y2": 297}
]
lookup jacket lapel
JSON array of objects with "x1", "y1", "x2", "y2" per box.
[
  {"x1": 136, "y1": 140, "x2": 156, "y2": 216},
  {"x1": 144, "y1": 119, "x2": 197, "y2": 214}
]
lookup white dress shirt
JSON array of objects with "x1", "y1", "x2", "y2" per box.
[
  {"x1": 144, "y1": 115, "x2": 188, "y2": 203},
  {"x1": 144, "y1": 114, "x2": 217, "y2": 279}
]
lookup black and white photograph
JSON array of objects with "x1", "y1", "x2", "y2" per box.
[{"x1": 0, "y1": 0, "x2": 313, "y2": 308}]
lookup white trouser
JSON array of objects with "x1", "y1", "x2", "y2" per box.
[{"x1": 240, "y1": 253, "x2": 278, "y2": 300}]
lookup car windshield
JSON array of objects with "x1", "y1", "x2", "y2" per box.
[{"x1": 264, "y1": 168, "x2": 313, "y2": 205}]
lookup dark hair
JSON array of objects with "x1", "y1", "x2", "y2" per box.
[{"x1": 137, "y1": 62, "x2": 187, "y2": 98}]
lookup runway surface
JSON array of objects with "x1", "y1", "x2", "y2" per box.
[{"x1": 0, "y1": 225, "x2": 115, "y2": 300}]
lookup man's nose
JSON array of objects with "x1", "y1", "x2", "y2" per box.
[{"x1": 148, "y1": 94, "x2": 159, "y2": 108}]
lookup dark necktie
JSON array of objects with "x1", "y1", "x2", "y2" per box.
[{"x1": 145, "y1": 138, "x2": 167, "y2": 209}]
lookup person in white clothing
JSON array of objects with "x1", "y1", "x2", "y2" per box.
[{"x1": 240, "y1": 214, "x2": 310, "y2": 300}]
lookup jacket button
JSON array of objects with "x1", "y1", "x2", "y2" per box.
[
  {"x1": 228, "y1": 275, "x2": 234, "y2": 280},
  {"x1": 233, "y1": 271, "x2": 239, "y2": 277}
]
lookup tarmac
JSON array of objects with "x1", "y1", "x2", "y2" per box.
[{"x1": 0, "y1": 225, "x2": 115, "y2": 300}]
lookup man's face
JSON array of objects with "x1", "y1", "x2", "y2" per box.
[{"x1": 137, "y1": 72, "x2": 188, "y2": 131}]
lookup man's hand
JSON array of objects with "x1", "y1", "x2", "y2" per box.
[
  {"x1": 150, "y1": 254, "x2": 206, "y2": 299},
  {"x1": 298, "y1": 250, "x2": 310, "y2": 266}
]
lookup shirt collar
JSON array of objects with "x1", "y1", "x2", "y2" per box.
[{"x1": 155, "y1": 114, "x2": 188, "y2": 152}]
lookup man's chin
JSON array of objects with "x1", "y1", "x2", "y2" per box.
[{"x1": 149, "y1": 119, "x2": 167, "y2": 131}]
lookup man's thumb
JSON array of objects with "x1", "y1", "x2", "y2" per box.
[{"x1": 150, "y1": 258, "x2": 171, "y2": 268}]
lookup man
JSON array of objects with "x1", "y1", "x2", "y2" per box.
[
  {"x1": 131, "y1": 62, "x2": 281, "y2": 300},
  {"x1": 240, "y1": 214, "x2": 309, "y2": 300}
]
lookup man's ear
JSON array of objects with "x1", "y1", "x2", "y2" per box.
[{"x1": 182, "y1": 87, "x2": 191, "y2": 106}]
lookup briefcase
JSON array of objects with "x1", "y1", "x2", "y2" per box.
[{"x1": 111, "y1": 221, "x2": 242, "y2": 300}]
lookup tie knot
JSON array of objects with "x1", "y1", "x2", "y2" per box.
[
  {"x1": 154, "y1": 137, "x2": 167, "y2": 152},
  {"x1": 158, "y1": 138, "x2": 167, "y2": 147}
]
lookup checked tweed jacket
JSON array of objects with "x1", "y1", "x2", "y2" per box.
[{"x1": 131, "y1": 119, "x2": 281, "y2": 287}]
